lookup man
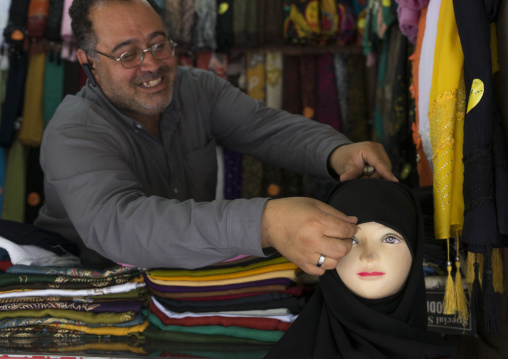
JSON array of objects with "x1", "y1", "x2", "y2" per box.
[{"x1": 35, "y1": 0, "x2": 397, "y2": 275}]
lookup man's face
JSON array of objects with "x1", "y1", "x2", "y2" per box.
[
  {"x1": 89, "y1": 0, "x2": 177, "y2": 121},
  {"x1": 336, "y1": 222, "x2": 412, "y2": 299}
]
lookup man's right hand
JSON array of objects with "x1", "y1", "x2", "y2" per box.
[{"x1": 260, "y1": 197, "x2": 357, "y2": 276}]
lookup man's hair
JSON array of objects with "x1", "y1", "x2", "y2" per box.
[{"x1": 69, "y1": 0, "x2": 165, "y2": 53}]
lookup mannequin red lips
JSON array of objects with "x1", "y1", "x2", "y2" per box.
[{"x1": 357, "y1": 272, "x2": 385, "y2": 277}]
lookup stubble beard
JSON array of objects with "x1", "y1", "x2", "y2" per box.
[{"x1": 101, "y1": 64, "x2": 175, "y2": 119}]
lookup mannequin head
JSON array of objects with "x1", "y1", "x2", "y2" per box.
[
  {"x1": 327, "y1": 178, "x2": 419, "y2": 301},
  {"x1": 336, "y1": 221, "x2": 412, "y2": 299}
]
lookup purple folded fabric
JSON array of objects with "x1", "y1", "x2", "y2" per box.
[{"x1": 143, "y1": 274, "x2": 295, "y2": 293}]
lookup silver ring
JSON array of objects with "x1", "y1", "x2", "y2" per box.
[
  {"x1": 363, "y1": 164, "x2": 375, "y2": 177},
  {"x1": 316, "y1": 254, "x2": 326, "y2": 268}
]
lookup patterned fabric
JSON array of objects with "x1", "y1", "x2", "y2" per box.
[
  {"x1": 337, "y1": 0, "x2": 359, "y2": 45},
  {"x1": 193, "y1": 0, "x2": 216, "y2": 50},
  {"x1": 180, "y1": 0, "x2": 195, "y2": 46},
  {"x1": 164, "y1": 0, "x2": 182, "y2": 42},
  {"x1": 427, "y1": 0, "x2": 464, "y2": 239},
  {"x1": 283, "y1": 0, "x2": 321, "y2": 44}
]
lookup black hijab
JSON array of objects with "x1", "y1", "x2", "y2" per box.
[{"x1": 265, "y1": 179, "x2": 456, "y2": 358}]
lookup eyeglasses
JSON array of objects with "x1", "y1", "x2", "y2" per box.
[{"x1": 95, "y1": 40, "x2": 177, "y2": 69}]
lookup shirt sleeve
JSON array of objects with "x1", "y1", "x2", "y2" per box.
[{"x1": 193, "y1": 69, "x2": 353, "y2": 180}]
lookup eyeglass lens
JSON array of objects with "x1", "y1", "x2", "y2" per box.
[{"x1": 121, "y1": 41, "x2": 176, "y2": 68}]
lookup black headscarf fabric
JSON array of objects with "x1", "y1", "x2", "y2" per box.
[{"x1": 265, "y1": 179, "x2": 456, "y2": 359}]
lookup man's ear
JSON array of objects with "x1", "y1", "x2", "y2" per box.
[
  {"x1": 76, "y1": 48, "x2": 90, "y2": 67},
  {"x1": 77, "y1": 49, "x2": 98, "y2": 87}
]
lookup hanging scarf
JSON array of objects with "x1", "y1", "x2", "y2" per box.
[
  {"x1": 428, "y1": 0, "x2": 464, "y2": 240},
  {"x1": 0, "y1": 52, "x2": 28, "y2": 147},
  {"x1": 180, "y1": 0, "x2": 195, "y2": 46},
  {"x1": 266, "y1": 178, "x2": 457, "y2": 358},
  {"x1": 409, "y1": 4, "x2": 433, "y2": 186},
  {"x1": 316, "y1": 53, "x2": 341, "y2": 131},
  {"x1": 300, "y1": 54, "x2": 317, "y2": 120},
  {"x1": 26, "y1": 0, "x2": 49, "y2": 42},
  {"x1": 193, "y1": 0, "x2": 217, "y2": 50},
  {"x1": 258, "y1": 0, "x2": 284, "y2": 46},
  {"x1": 44, "y1": 0, "x2": 63, "y2": 42},
  {"x1": 216, "y1": 0, "x2": 234, "y2": 52},
  {"x1": 19, "y1": 53, "x2": 46, "y2": 147},
  {"x1": 3, "y1": 0, "x2": 30, "y2": 53},
  {"x1": 283, "y1": 0, "x2": 321, "y2": 45},
  {"x1": 418, "y1": 0, "x2": 442, "y2": 170},
  {"x1": 165, "y1": 0, "x2": 182, "y2": 42},
  {"x1": 453, "y1": 0, "x2": 508, "y2": 332}
]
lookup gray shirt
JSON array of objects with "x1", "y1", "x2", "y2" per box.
[{"x1": 35, "y1": 66, "x2": 352, "y2": 268}]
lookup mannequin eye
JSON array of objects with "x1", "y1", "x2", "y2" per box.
[{"x1": 382, "y1": 235, "x2": 402, "y2": 244}]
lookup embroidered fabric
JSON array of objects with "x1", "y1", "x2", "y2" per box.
[{"x1": 463, "y1": 143, "x2": 494, "y2": 213}]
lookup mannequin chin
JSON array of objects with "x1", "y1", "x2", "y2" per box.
[{"x1": 336, "y1": 221, "x2": 412, "y2": 300}]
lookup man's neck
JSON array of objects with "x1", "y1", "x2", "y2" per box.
[{"x1": 131, "y1": 113, "x2": 162, "y2": 141}]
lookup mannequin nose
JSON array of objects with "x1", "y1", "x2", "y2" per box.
[{"x1": 359, "y1": 246, "x2": 377, "y2": 262}]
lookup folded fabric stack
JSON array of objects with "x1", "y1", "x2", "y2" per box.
[
  {"x1": 142, "y1": 253, "x2": 314, "y2": 357},
  {"x1": 0, "y1": 234, "x2": 150, "y2": 357}
]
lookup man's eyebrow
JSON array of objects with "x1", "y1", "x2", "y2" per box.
[{"x1": 111, "y1": 31, "x2": 168, "y2": 53}]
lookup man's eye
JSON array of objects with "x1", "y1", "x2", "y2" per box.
[{"x1": 121, "y1": 50, "x2": 138, "y2": 61}]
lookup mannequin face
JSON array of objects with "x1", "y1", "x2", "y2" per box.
[{"x1": 336, "y1": 222, "x2": 412, "y2": 299}]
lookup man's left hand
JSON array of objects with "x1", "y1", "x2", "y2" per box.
[{"x1": 329, "y1": 142, "x2": 398, "y2": 182}]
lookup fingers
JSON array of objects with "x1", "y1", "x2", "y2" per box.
[
  {"x1": 259, "y1": 197, "x2": 357, "y2": 276},
  {"x1": 299, "y1": 237, "x2": 353, "y2": 276},
  {"x1": 330, "y1": 142, "x2": 398, "y2": 182}
]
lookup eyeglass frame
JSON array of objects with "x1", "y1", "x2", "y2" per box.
[{"x1": 94, "y1": 40, "x2": 178, "y2": 69}]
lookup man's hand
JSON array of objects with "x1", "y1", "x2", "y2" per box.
[
  {"x1": 261, "y1": 197, "x2": 357, "y2": 275},
  {"x1": 329, "y1": 142, "x2": 398, "y2": 182}
]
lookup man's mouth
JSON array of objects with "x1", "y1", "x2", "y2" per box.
[{"x1": 140, "y1": 77, "x2": 162, "y2": 88}]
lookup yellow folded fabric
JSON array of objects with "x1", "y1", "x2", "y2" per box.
[
  {"x1": 146, "y1": 269, "x2": 299, "y2": 287},
  {"x1": 46, "y1": 320, "x2": 149, "y2": 336},
  {"x1": 149, "y1": 256, "x2": 290, "y2": 277},
  {"x1": 149, "y1": 262, "x2": 299, "y2": 282}
]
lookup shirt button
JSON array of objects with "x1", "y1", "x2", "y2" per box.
[{"x1": 174, "y1": 188, "x2": 179, "y2": 194}]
